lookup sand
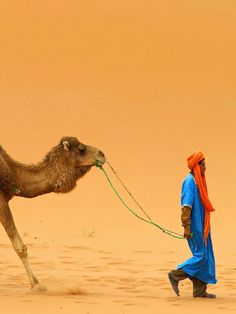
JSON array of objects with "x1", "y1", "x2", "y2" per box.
[{"x1": 0, "y1": 1, "x2": 236, "y2": 313}]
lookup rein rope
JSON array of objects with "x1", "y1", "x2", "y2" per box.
[{"x1": 96, "y1": 160, "x2": 184, "y2": 239}]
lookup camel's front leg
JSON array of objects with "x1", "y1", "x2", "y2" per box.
[
  {"x1": 0, "y1": 200, "x2": 45, "y2": 290},
  {"x1": 11, "y1": 231, "x2": 40, "y2": 288}
]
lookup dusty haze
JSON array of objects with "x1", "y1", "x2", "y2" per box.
[{"x1": 0, "y1": 1, "x2": 236, "y2": 313}]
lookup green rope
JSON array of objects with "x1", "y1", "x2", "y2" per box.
[{"x1": 96, "y1": 161, "x2": 185, "y2": 239}]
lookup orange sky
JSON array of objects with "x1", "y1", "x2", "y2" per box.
[{"x1": 0, "y1": 0, "x2": 236, "y2": 98}]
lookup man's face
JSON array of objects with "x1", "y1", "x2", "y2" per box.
[{"x1": 199, "y1": 159, "x2": 206, "y2": 176}]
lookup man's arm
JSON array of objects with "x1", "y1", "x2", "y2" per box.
[{"x1": 181, "y1": 206, "x2": 192, "y2": 239}]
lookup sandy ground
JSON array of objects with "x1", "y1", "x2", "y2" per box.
[{"x1": 0, "y1": 1, "x2": 236, "y2": 313}]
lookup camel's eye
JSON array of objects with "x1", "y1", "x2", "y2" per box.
[{"x1": 78, "y1": 144, "x2": 86, "y2": 154}]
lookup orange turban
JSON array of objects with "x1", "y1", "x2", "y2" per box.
[{"x1": 187, "y1": 151, "x2": 215, "y2": 244}]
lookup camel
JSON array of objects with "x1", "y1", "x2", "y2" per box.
[{"x1": 0, "y1": 136, "x2": 105, "y2": 290}]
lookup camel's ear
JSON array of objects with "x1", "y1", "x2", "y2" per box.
[{"x1": 62, "y1": 141, "x2": 70, "y2": 151}]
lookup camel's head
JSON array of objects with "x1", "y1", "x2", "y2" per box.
[{"x1": 59, "y1": 137, "x2": 106, "y2": 168}]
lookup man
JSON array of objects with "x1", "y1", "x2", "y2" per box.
[{"x1": 168, "y1": 151, "x2": 217, "y2": 298}]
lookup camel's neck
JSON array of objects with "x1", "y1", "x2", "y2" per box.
[
  {"x1": 13, "y1": 161, "x2": 56, "y2": 198},
  {"x1": 15, "y1": 164, "x2": 90, "y2": 198},
  {"x1": 1, "y1": 146, "x2": 91, "y2": 199}
]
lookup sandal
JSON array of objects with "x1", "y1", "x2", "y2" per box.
[{"x1": 168, "y1": 272, "x2": 180, "y2": 296}]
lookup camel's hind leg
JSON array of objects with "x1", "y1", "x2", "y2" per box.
[{"x1": 0, "y1": 199, "x2": 44, "y2": 290}]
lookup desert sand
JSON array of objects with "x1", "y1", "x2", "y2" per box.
[{"x1": 0, "y1": 1, "x2": 236, "y2": 313}]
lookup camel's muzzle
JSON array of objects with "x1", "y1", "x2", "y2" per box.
[{"x1": 96, "y1": 151, "x2": 106, "y2": 166}]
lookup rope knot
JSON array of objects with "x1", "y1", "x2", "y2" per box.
[{"x1": 95, "y1": 160, "x2": 103, "y2": 169}]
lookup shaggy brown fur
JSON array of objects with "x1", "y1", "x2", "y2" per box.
[{"x1": 0, "y1": 137, "x2": 105, "y2": 290}]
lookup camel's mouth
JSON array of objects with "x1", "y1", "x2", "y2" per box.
[
  {"x1": 95, "y1": 151, "x2": 106, "y2": 166},
  {"x1": 95, "y1": 159, "x2": 105, "y2": 168},
  {"x1": 77, "y1": 150, "x2": 106, "y2": 167},
  {"x1": 95, "y1": 157, "x2": 106, "y2": 167}
]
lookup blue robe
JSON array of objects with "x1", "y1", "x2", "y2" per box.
[{"x1": 177, "y1": 173, "x2": 217, "y2": 284}]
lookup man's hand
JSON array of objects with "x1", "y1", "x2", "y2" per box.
[{"x1": 184, "y1": 226, "x2": 192, "y2": 239}]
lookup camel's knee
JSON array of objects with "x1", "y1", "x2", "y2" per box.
[
  {"x1": 13, "y1": 241, "x2": 28, "y2": 259},
  {"x1": 17, "y1": 244, "x2": 28, "y2": 259}
]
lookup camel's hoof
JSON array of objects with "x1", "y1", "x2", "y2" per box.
[{"x1": 31, "y1": 282, "x2": 47, "y2": 292}]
